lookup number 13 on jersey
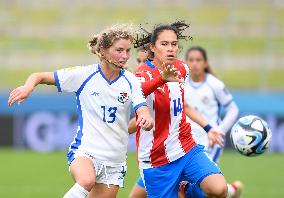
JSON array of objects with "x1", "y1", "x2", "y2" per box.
[{"x1": 101, "y1": 106, "x2": 117, "y2": 123}]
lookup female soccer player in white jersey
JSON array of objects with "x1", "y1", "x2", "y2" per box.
[
  {"x1": 184, "y1": 46, "x2": 242, "y2": 198},
  {"x1": 8, "y1": 24, "x2": 153, "y2": 198},
  {"x1": 131, "y1": 21, "x2": 228, "y2": 198}
]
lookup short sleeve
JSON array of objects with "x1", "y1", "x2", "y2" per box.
[
  {"x1": 215, "y1": 81, "x2": 233, "y2": 107},
  {"x1": 176, "y1": 60, "x2": 189, "y2": 80},
  {"x1": 54, "y1": 65, "x2": 96, "y2": 93},
  {"x1": 127, "y1": 73, "x2": 147, "y2": 112},
  {"x1": 135, "y1": 70, "x2": 152, "y2": 83}
]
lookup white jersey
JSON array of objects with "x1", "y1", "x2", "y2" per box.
[
  {"x1": 54, "y1": 64, "x2": 146, "y2": 166},
  {"x1": 184, "y1": 73, "x2": 234, "y2": 149}
]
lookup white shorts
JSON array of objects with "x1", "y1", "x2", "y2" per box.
[{"x1": 69, "y1": 150, "x2": 127, "y2": 188}]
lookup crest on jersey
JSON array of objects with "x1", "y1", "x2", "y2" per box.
[
  {"x1": 118, "y1": 92, "x2": 129, "y2": 104},
  {"x1": 202, "y1": 96, "x2": 210, "y2": 104}
]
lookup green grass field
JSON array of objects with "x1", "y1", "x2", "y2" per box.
[{"x1": 0, "y1": 149, "x2": 283, "y2": 198}]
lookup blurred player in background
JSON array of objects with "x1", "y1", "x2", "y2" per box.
[
  {"x1": 184, "y1": 46, "x2": 242, "y2": 198},
  {"x1": 131, "y1": 21, "x2": 228, "y2": 198},
  {"x1": 8, "y1": 24, "x2": 153, "y2": 198},
  {"x1": 136, "y1": 46, "x2": 149, "y2": 67}
]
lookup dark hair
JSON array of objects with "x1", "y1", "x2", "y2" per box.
[
  {"x1": 185, "y1": 46, "x2": 214, "y2": 75},
  {"x1": 134, "y1": 21, "x2": 192, "y2": 59},
  {"x1": 137, "y1": 45, "x2": 149, "y2": 52}
]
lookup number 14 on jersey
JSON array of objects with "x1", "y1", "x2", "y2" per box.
[{"x1": 173, "y1": 98, "x2": 182, "y2": 116}]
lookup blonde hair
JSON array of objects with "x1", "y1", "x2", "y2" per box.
[{"x1": 88, "y1": 24, "x2": 135, "y2": 56}]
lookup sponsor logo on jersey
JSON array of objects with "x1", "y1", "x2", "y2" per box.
[
  {"x1": 91, "y1": 91, "x2": 100, "y2": 96},
  {"x1": 157, "y1": 85, "x2": 167, "y2": 93},
  {"x1": 118, "y1": 92, "x2": 129, "y2": 104}
]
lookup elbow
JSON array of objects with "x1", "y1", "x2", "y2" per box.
[{"x1": 232, "y1": 102, "x2": 240, "y2": 118}]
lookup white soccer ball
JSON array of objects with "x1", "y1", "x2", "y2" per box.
[{"x1": 230, "y1": 115, "x2": 272, "y2": 156}]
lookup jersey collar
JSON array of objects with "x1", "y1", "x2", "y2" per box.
[
  {"x1": 189, "y1": 73, "x2": 208, "y2": 89},
  {"x1": 98, "y1": 64, "x2": 125, "y2": 85}
]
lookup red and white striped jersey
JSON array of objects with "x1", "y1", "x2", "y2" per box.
[{"x1": 135, "y1": 59, "x2": 196, "y2": 169}]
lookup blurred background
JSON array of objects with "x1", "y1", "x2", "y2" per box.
[{"x1": 0, "y1": 0, "x2": 284, "y2": 197}]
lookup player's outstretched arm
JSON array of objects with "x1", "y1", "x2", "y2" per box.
[
  {"x1": 135, "y1": 106, "x2": 154, "y2": 131},
  {"x1": 138, "y1": 63, "x2": 184, "y2": 97},
  {"x1": 185, "y1": 104, "x2": 224, "y2": 147},
  {"x1": 8, "y1": 72, "x2": 55, "y2": 106}
]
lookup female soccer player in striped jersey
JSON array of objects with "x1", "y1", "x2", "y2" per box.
[
  {"x1": 8, "y1": 24, "x2": 153, "y2": 198},
  {"x1": 131, "y1": 21, "x2": 228, "y2": 198},
  {"x1": 184, "y1": 46, "x2": 242, "y2": 198}
]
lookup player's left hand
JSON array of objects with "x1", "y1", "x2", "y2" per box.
[
  {"x1": 208, "y1": 129, "x2": 225, "y2": 147},
  {"x1": 136, "y1": 114, "x2": 154, "y2": 131},
  {"x1": 161, "y1": 63, "x2": 184, "y2": 83}
]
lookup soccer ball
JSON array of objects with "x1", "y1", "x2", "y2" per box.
[{"x1": 230, "y1": 115, "x2": 272, "y2": 156}]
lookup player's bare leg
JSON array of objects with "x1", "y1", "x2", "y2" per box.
[
  {"x1": 129, "y1": 184, "x2": 147, "y2": 198},
  {"x1": 200, "y1": 174, "x2": 227, "y2": 198},
  {"x1": 88, "y1": 183, "x2": 119, "y2": 198},
  {"x1": 63, "y1": 157, "x2": 96, "y2": 198}
]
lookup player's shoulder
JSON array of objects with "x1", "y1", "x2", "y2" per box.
[
  {"x1": 86, "y1": 63, "x2": 100, "y2": 73},
  {"x1": 122, "y1": 69, "x2": 136, "y2": 79},
  {"x1": 136, "y1": 63, "x2": 152, "y2": 73},
  {"x1": 174, "y1": 59, "x2": 189, "y2": 77},
  {"x1": 63, "y1": 63, "x2": 99, "y2": 74},
  {"x1": 206, "y1": 73, "x2": 225, "y2": 88},
  {"x1": 174, "y1": 59, "x2": 186, "y2": 66},
  {"x1": 134, "y1": 62, "x2": 154, "y2": 80}
]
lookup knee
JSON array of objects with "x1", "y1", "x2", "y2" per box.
[
  {"x1": 77, "y1": 176, "x2": 96, "y2": 191},
  {"x1": 207, "y1": 184, "x2": 227, "y2": 198},
  {"x1": 128, "y1": 190, "x2": 145, "y2": 198}
]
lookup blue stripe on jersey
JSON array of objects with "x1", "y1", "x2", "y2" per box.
[
  {"x1": 145, "y1": 59, "x2": 155, "y2": 69},
  {"x1": 98, "y1": 65, "x2": 125, "y2": 85},
  {"x1": 67, "y1": 95, "x2": 83, "y2": 164},
  {"x1": 122, "y1": 75, "x2": 133, "y2": 93},
  {"x1": 224, "y1": 99, "x2": 233, "y2": 108},
  {"x1": 133, "y1": 102, "x2": 147, "y2": 112},
  {"x1": 67, "y1": 70, "x2": 99, "y2": 164},
  {"x1": 212, "y1": 147, "x2": 223, "y2": 163},
  {"x1": 76, "y1": 70, "x2": 99, "y2": 95},
  {"x1": 53, "y1": 71, "x2": 62, "y2": 92}
]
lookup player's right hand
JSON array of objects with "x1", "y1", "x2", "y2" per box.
[
  {"x1": 161, "y1": 63, "x2": 184, "y2": 83},
  {"x1": 136, "y1": 114, "x2": 154, "y2": 131},
  {"x1": 8, "y1": 85, "x2": 34, "y2": 106},
  {"x1": 208, "y1": 129, "x2": 225, "y2": 147}
]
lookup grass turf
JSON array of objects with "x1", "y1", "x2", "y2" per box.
[{"x1": 0, "y1": 149, "x2": 283, "y2": 198}]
